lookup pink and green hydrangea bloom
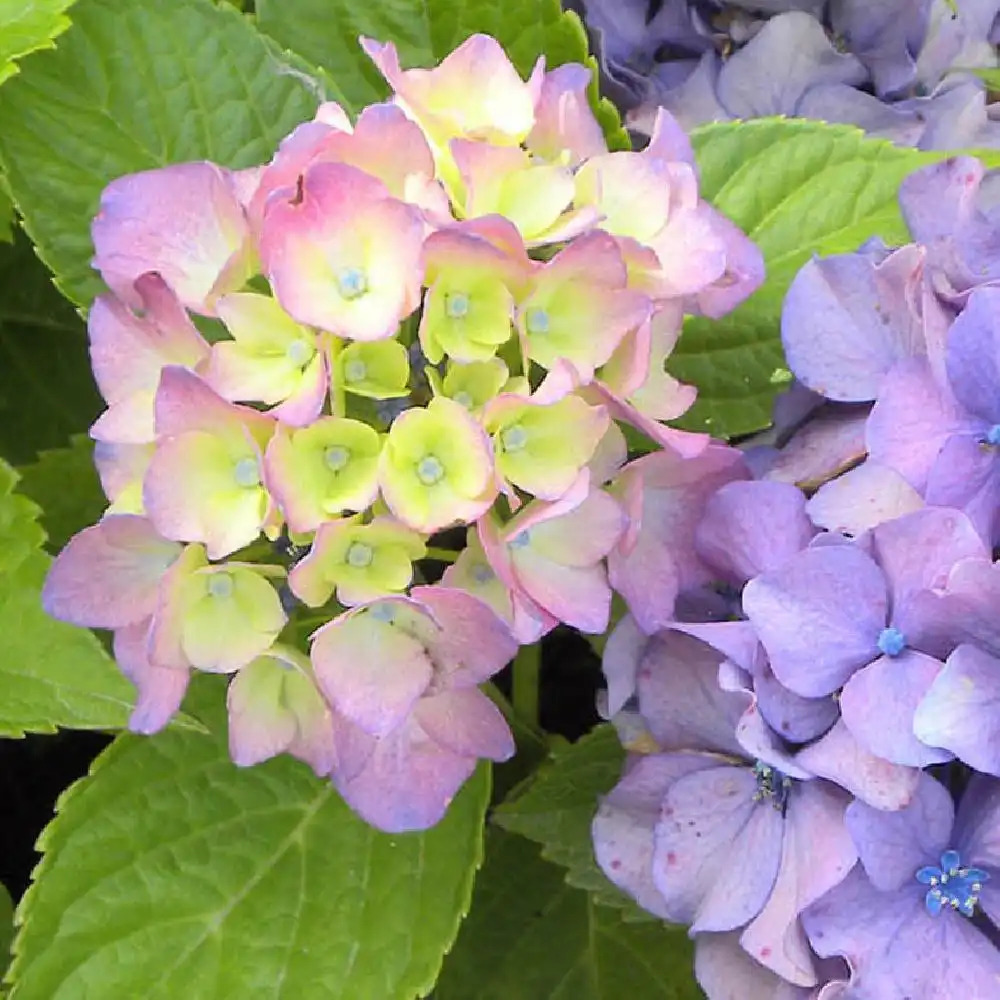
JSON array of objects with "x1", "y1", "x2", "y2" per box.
[
  {"x1": 206, "y1": 292, "x2": 328, "y2": 426},
  {"x1": 144, "y1": 367, "x2": 275, "y2": 559},
  {"x1": 91, "y1": 161, "x2": 256, "y2": 315},
  {"x1": 483, "y1": 384, "x2": 609, "y2": 499},
  {"x1": 88, "y1": 273, "x2": 210, "y2": 444},
  {"x1": 148, "y1": 544, "x2": 286, "y2": 674},
  {"x1": 334, "y1": 339, "x2": 410, "y2": 399},
  {"x1": 516, "y1": 231, "x2": 652, "y2": 379},
  {"x1": 264, "y1": 416, "x2": 382, "y2": 533},
  {"x1": 261, "y1": 162, "x2": 425, "y2": 341},
  {"x1": 227, "y1": 644, "x2": 337, "y2": 776},
  {"x1": 418, "y1": 221, "x2": 529, "y2": 364},
  {"x1": 289, "y1": 517, "x2": 426, "y2": 607},
  {"x1": 378, "y1": 395, "x2": 497, "y2": 533}
]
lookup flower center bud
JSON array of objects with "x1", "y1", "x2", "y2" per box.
[
  {"x1": 369, "y1": 602, "x2": 395, "y2": 623},
  {"x1": 344, "y1": 359, "x2": 367, "y2": 383},
  {"x1": 877, "y1": 626, "x2": 906, "y2": 657},
  {"x1": 346, "y1": 541, "x2": 374, "y2": 568},
  {"x1": 445, "y1": 292, "x2": 470, "y2": 318},
  {"x1": 916, "y1": 850, "x2": 989, "y2": 917},
  {"x1": 324, "y1": 445, "x2": 350, "y2": 472},
  {"x1": 452, "y1": 390, "x2": 473, "y2": 409},
  {"x1": 286, "y1": 339, "x2": 314, "y2": 367},
  {"x1": 416, "y1": 455, "x2": 445, "y2": 486},
  {"x1": 233, "y1": 457, "x2": 260, "y2": 488},
  {"x1": 471, "y1": 562, "x2": 494, "y2": 584},
  {"x1": 987, "y1": 425, "x2": 1000, "y2": 447},
  {"x1": 336, "y1": 266, "x2": 368, "y2": 300},
  {"x1": 752, "y1": 760, "x2": 792, "y2": 813},
  {"x1": 501, "y1": 423, "x2": 528, "y2": 452},
  {"x1": 207, "y1": 572, "x2": 234, "y2": 599},
  {"x1": 525, "y1": 307, "x2": 550, "y2": 335},
  {"x1": 510, "y1": 530, "x2": 531, "y2": 550}
]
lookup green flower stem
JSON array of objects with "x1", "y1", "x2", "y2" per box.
[
  {"x1": 329, "y1": 336, "x2": 346, "y2": 417},
  {"x1": 424, "y1": 547, "x2": 459, "y2": 563},
  {"x1": 511, "y1": 641, "x2": 541, "y2": 729}
]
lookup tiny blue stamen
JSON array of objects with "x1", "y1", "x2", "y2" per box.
[
  {"x1": 324, "y1": 445, "x2": 350, "y2": 472},
  {"x1": 344, "y1": 359, "x2": 367, "y2": 383},
  {"x1": 501, "y1": 424, "x2": 528, "y2": 452},
  {"x1": 445, "y1": 292, "x2": 470, "y2": 319},
  {"x1": 369, "y1": 602, "x2": 395, "y2": 623},
  {"x1": 525, "y1": 307, "x2": 550, "y2": 335},
  {"x1": 452, "y1": 390, "x2": 474, "y2": 409},
  {"x1": 207, "y1": 573, "x2": 234, "y2": 599},
  {"x1": 336, "y1": 266, "x2": 368, "y2": 300},
  {"x1": 915, "y1": 849, "x2": 989, "y2": 918},
  {"x1": 471, "y1": 562, "x2": 494, "y2": 584},
  {"x1": 416, "y1": 455, "x2": 445, "y2": 486},
  {"x1": 346, "y1": 542, "x2": 374, "y2": 569},
  {"x1": 987, "y1": 425, "x2": 1000, "y2": 447},
  {"x1": 233, "y1": 457, "x2": 260, "y2": 488},
  {"x1": 510, "y1": 530, "x2": 531, "y2": 550},
  {"x1": 286, "y1": 339, "x2": 314, "y2": 367},
  {"x1": 877, "y1": 626, "x2": 906, "y2": 657}
]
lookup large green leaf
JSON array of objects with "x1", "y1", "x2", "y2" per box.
[
  {"x1": 255, "y1": 0, "x2": 627, "y2": 147},
  {"x1": 0, "y1": 458, "x2": 133, "y2": 737},
  {"x1": 16, "y1": 435, "x2": 105, "y2": 552},
  {"x1": 0, "y1": 0, "x2": 319, "y2": 308},
  {"x1": 6, "y1": 682, "x2": 490, "y2": 999},
  {"x1": 0, "y1": 1, "x2": 76, "y2": 87},
  {"x1": 494, "y1": 725, "x2": 650, "y2": 920},
  {"x1": 0, "y1": 883, "x2": 12, "y2": 979},
  {"x1": 436, "y1": 829, "x2": 700, "y2": 999},
  {"x1": 670, "y1": 120, "x2": 1000, "y2": 439},
  {"x1": 0, "y1": 232, "x2": 101, "y2": 465}
]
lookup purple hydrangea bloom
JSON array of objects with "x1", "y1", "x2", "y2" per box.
[
  {"x1": 742, "y1": 507, "x2": 987, "y2": 765},
  {"x1": 867, "y1": 287, "x2": 1000, "y2": 545},
  {"x1": 803, "y1": 772, "x2": 1000, "y2": 996},
  {"x1": 593, "y1": 630, "x2": 857, "y2": 989}
]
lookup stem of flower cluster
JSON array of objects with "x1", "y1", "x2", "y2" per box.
[
  {"x1": 329, "y1": 336, "x2": 346, "y2": 418},
  {"x1": 512, "y1": 642, "x2": 542, "y2": 729}
]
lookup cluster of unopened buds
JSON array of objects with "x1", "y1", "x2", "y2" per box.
[
  {"x1": 42, "y1": 35, "x2": 761, "y2": 835},
  {"x1": 592, "y1": 156, "x2": 1000, "y2": 995}
]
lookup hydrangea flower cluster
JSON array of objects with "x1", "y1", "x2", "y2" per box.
[
  {"x1": 592, "y1": 154, "x2": 1000, "y2": 997},
  {"x1": 571, "y1": 0, "x2": 1000, "y2": 150},
  {"x1": 41, "y1": 35, "x2": 763, "y2": 834}
]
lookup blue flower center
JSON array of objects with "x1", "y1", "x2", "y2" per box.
[
  {"x1": 346, "y1": 542, "x2": 374, "y2": 569},
  {"x1": 752, "y1": 760, "x2": 792, "y2": 813},
  {"x1": 510, "y1": 530, "x2": 531, "y2": 550},
  {"x1": 525, "y1": 307, "x2": 550, "y2": 335},
  {"x1": 286, "y1": 339, "x2": 314, "y2": 367},
  {"x1": 877, "y1": 626, "x2": 906, "y2": 657},
  {"x1": 987, "y1": 425, "x2": 1000, "y2": 447},
  {"x1": 336, "y1": 267, "x2": 368, "y2": 300},
  {"x1": 501, "y1": 424, "x2": 528, "y2": 452},
  {"x1": 207, "y1": 572, "x2": 234, "y2": 599},
  {"x1": 416, "y1": 455, "x2": 445, "y2": 486},
  {"x1": 233, "y1": 457, "x2": 260, "y2": 488},
  {"x1": 344, "y1": 359, "x2": 367, "y2": 383},
  {"x1": 445, "y1": 292, "x2": 470, "y2": 318},
  {"x1": 916, "y1": 850, "x2": 989, "y2": 917},
  {"x1": 324, "y1": 445, "x2": 350, "y2": 472}
]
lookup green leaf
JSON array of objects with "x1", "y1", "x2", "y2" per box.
[
  {"x1": 0, "y1": 0, "x2": 319, "y2": 308},
  {"x1": 0, "y1": 0, "x2": 76, "y2": 88},
  {"x1": 6, "y1": 681, "x2": 491, "y2": 999},
  {"x1": 668, "y1": 119, "x2": 1000, "y2": 439},
  {"x1": 0, "y1": 883, "x2": 13, "y2": 979},
  {"x1": 0, "y1": 458, "x2": 134, "y2": 737},
  {"x1": 494, "y1": 725, "x2": 650, "y2": 920},
  {"x1": 0, "y1": 179, "x2": 12, "y2": 243},
  {"x1": 255, "y1": 0, "x2": 627, "y2": 147},
  {"x1": 436, "y1": 829, "x2": 700, "y2": 999},
  {"x1": 16, "y1": 435, "x2": 105, "y2": 552},
  {"x1": 0, "y1": 232, "x2": 101, "y2": 465}
]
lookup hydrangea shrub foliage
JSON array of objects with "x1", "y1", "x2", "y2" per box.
[{"x1": 3, "y1": 0, "x2": 1000, "y2": 997}]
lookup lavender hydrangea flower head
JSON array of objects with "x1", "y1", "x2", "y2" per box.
[
  {"x1": 593, "y1": 630, "x2": 858, "y2": 990},
  {"x1": 803, "y1": 772, "x2": 1000, "y2": 997}
]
